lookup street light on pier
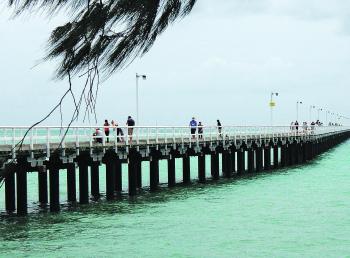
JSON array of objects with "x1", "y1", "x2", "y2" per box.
[
  {"x1": 136, "y1": 73, "x2": 147, "y2": 125},
  {"x1": 317, "y1": 108, "x2": 323, "y2": 121},
  {"x1": 270, "y1": 92, "x2": 279, "y2": 126},
  {"x1": 296, "y1": 101, "x2": 303, "y2": 121},
  {"x1": 325, "y1": 110, "x2": 331, "y2": 125},
  {"x1": 309, "y1": 105, "x2": 315, "y2": 123}
]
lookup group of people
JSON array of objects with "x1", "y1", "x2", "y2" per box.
[
  {"x1": 290, "y1": 120, "x2": 324, "y2": 132},
  {"x1": 93, "y1": 116, "x2": 135, "y2": 143},
  {"x1": 189, "y1": 117, "x2": 222, "y2": 139}
]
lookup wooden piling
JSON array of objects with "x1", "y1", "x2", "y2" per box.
[
  {"x1": 150, "y1": 154, "x2": 159, "y2": 191},
  {"x1": 237, "y1": 148, "x2": 245, "y2": 175},
  {"x1": 167, "y1": 155, "x2": 176, "y2": 187},
  {"x1": 90, "y1": 161, "x2": 100, "y2": 199},
  {"x1": 115, "y1": 159, "x2": 122, "y2": 192},
  {"x1": 38, "y1": 166, "x2": 48, "y2": 205},
  {"x1": 280, "y1": 144, "x2": 287, "y2": 167},
  {"x1": 183, "y1": 154, "x2": 191, "y2": 184},
  {"x1": 198, "y1": 153, "x2": 206, "y2": 183},
  {"x1": 255, "y1": 146, "x2": 263, "y2": 172},
  {"x1": 78, "y1": 161, "x2": 89, "y2": 204},
  {"x1": 128, "y1": 150, "x2": 138, "y2": 196},
  {"x1": 49, "y1": 167, "x2": 60, "y2": 212},
  {"x1": 105, "y1": 161, "x2": 116, "y2": 200},
  {"x1": 273, "y1": 145, "x2": 279, "y2": 169},
  {"x1": 5, "y1": 166, "x2": 15, "y2": 213},
  {"x1": 264, "y1": 144, "x2": 271, "y2": 171},
  {"x1": 66, "y1": 163, "x2": 76, "y2": 202},
  {"x1": 247, "y1": 148, "x2": 255, "y2": 172},
  {"x1": 211, "y1": 152, "x2": 219, "y2": 180}
]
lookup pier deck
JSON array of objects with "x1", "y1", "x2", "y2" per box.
[{"x1": 1, "y1": 125, "x2": 349, "y2": 215}]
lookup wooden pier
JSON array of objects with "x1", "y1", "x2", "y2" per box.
[{"x1": 1, "y1": 125, "x2": 349, "y2": 215}]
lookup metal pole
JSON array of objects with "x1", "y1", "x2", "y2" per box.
[
  {"x1": 309, "y1": 106, "x2": 312, "y2": 122},
  {"x1": 136, "y1": 73, "x2": 139, "y2": 125},
  {"x1": 296, "y1": 102, "x2": 299, "y2": 121},
  {"x1": 270, "y1": 93, "x2": 273, "y2": 126}
]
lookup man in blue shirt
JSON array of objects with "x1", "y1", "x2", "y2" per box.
[{"x1": 189, "y1": 117, "x2": 197, "y2": 139}]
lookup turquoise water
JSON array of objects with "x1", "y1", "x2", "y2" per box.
[{"x1": 1, "y1": 141, "x2": 350, "y2": 257}]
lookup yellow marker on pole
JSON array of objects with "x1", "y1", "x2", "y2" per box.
[{"x1": 269, "y1": 101, "x2": 276, "y2": 107}]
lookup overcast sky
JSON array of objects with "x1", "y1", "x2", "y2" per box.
[{"x1": 1, "y1": 0, "x2": 350, "y2": 126}]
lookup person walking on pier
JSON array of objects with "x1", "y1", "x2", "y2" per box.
[
  {"x1": 189, "y1": 117, "x2": 197, "y2": 139},
  {"x1": 127, "y1": 116, "x2": 135, "y2": 143},
  {"x1": 112, "y1": 120, "x2": 124, "y2": 142},
  {"x1": 294, "y1": 121, "x2": 299, "y2": 132},
  {"x1": 104, "y1": 120, "x2": 110, "y2": 143},
  {"x1": 198, "y1": 122, "x2": 203, "y2": 139},
  {"x1": 217, "y1": 120, "x2": 222, "y2": 138}
]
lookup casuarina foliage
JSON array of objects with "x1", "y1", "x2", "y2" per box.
[{"x1": 8, "y1": 0, "x2": 197, "y2": 78}]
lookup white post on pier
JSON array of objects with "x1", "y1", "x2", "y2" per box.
[
  {"x1": 296, "y1": 101, "x2": 303, "y2": 121},
  {"x1": 270, "y1": 92, "x2": 278, "y2": 126}
]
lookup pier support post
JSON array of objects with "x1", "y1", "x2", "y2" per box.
[
  {"x1": 105, "y1": 161, "x2": 116, "y2": 200},
  {"x1": 222, "y1": 150, "x2": 232, "y2": 178},
  {"x1": 231, "y1": 146, "x2": 236, "y2": 173},
  {"x1": 5, "y1": 165, "x2": 16, "y2": 213},
  {"x1": 273, "y1": 145, "x2": 279, "y2": 169},
  {"x1": 16, "y1": 160, "x2": 28, "y2": 216},
  {"x1": 136, "y1": 158, "x2": 142, "y2": 189},
  {"x1": 128, "y1": 149, "x2": 139, "y2": 196},
  {"x1": 280, "y1": 144, "x2": 287, "y2": 167},
  {"x1": 66, "y1": 163, "x2": 76, "y2": 202},
  {"x1": 226, "y1": 150, "x2": 233, "y2": 176},
  {"x1": 306, "y1": 141, "x2": 313, "y2": 161},
  {"x1": 295, "y1": 143, "x2": 301, "y2": 164},
  {"x1": 237, "y1": 148, "x2": 245, "y2": 175},
  {"x1": 90, "y1": 161, "x2": 100, "y2": 199},
  {"x1": 49, "y1": 167, "x2": 60, "y2": 212},
  {"x1": 211, "y1": 152, "x2": 219, "y2": 180},
  {"x1": 264, "y1": 144, "x2": 271, "y2": 171},
  {"x1": 103, "y1": 151, "x2": 118, "y2": 200},
  {"x1": 115, "y1": 159, "x2": 122, "y2": 193},
  {"x1": 183, "y1": 154, "x2": 191, "y2": 184},
  {"x1": 247, "y1": 148, "x2": 255, "y2": 173},
  {"x1": 302, "y1": 141, "x2": 307, "y2": 163},
  {"x1": 167, "y1": 154, "x2": 176, "y2": 187},
  {"x1": 150, "y1": 153, "x2": 160, "y2": 191},
  {"x1": 77, "y1": 155, "x2": 90, "y2": 204},
  {"x1": 255, "y1": 146, "x2": 263, "y2": 172},
  {"x1": 198, "y1": 153, "x2": 206, "y2": 183},
  {"x1": 289, "y1": 141, "x2": 296, "y2": 166},
  {"x1": 38, "y1": 166, "x2": 48, "y2": 205}
]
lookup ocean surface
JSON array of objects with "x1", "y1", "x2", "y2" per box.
[{"x1": 0, "y1": 141, "x2": 350, "y2": 257}]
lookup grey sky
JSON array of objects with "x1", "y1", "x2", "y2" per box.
[{"x1": 0, "y1": 0, "x2": 349, "y2": 126}]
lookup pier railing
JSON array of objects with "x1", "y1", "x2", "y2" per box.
[{"x1": 0, "y1": 125, "x2": 347, "y2": 155}]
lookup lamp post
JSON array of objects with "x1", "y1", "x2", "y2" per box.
[
  {"x1": 309, "y1": 105, "x2": 315, "y2": 123},
  {"x1": 325, "y1": 110, "x2": 331, "y2": 125},
  {"x1": 317, "y1": 108, "x2": 323, "y2": 121},
  {"x1": 136, "y1": 73, "x2": 147, "y2": 125},
  {"x1": 296, "y1": 101, "x2": 303, "y2": 121},
  {"x1": 270, "y1": 92, "x2": 279, "y2": 126}
]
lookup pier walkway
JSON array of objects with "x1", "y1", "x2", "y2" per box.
[{"x1": 1, "y1": 125, "x2": 349, "y2": 215}]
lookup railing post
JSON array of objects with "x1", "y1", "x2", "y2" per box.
[{"x1": 46, "y1": 127, "x2": 50, "y2": 159}]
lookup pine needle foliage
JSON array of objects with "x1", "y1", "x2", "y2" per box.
[{"x1": 8, "y1": 0, "x2": 197, "y2": 78}]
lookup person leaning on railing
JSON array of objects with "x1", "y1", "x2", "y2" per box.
[{"x1": 93, "y1": 128, "x2": 103, "y2": 143}]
